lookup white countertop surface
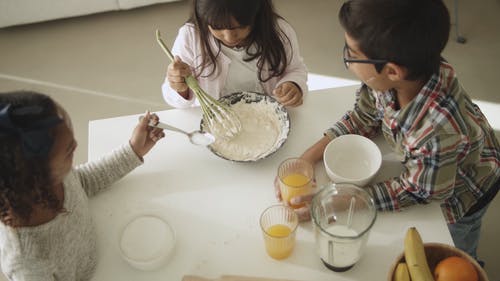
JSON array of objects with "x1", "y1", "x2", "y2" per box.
[{"x1": 88, "y1": 86, "x2": 453, "y2": 281}]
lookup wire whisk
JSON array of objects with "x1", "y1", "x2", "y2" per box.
[{"x1": 155, "y1": 29, "x2": 241, "y2": 140}]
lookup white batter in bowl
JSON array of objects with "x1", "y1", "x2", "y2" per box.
[{"x1": 201, "y1": 92, "x2": 290, "y2": 162}]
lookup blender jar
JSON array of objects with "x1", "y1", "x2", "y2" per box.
[{"x1": 311, "y1": 183, "x2": 377, "y2": 272}]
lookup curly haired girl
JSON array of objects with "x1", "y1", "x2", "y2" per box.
[{"x1": 0, "y1": 91, "x2": 164, "y2": 280}]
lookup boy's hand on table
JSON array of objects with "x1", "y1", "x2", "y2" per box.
[
  {"x1": 273, "y1": 171, "x2": 317, "y2": 222},
  {"x1": 290, "y1": 193, "x2": 316, "y2": 222}
]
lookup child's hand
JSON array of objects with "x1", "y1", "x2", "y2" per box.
[
  {"x1": 273, "y1": 171, "x2": 317, "y2": 222},
  {"x1": 290, "y1": 193, "x2": 316, "y2": 221},
  {"x1": 167, "y1": 56, "x2": 192, "y2": 97},
  {"x1": 273, "y1": 82, "x2": 303, "y2": 107},
  {"x1": 129, "y1": 111, "x2": 165, "y2": 158}
]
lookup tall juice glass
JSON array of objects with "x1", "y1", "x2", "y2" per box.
[
  {"x1": 259, "y1": 205, "x2": 299, "y2": 260},
  {"x1": 278, "y1": 158, "x2": 314, "y2": 209}
]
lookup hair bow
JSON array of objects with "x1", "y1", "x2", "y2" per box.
[{"x1": 0, "y1": 104, "x2": 62, "y2": 157}]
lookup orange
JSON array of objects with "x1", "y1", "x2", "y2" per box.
[{"x1": 434, "y1": 256, "x2": 478, "y2": 281}]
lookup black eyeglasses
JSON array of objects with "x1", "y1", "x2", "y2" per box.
[{"x1": 343, "y1": 43, "x2": 388, "y2": 71}]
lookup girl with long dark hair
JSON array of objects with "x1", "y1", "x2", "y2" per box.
[{"x1": 162, "y1": 0, "x2": 308, "y2": 108}]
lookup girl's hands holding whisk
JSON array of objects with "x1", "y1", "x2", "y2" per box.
[
  {"x1": 273, "y1": 81, "x2": 303, "y2": 107},
  {"x1": 130, "y1": 111, "x2": 165, "y2": 159},
  {"x1": 167, "y1": 56, "x2": 192, "y2": 99}
]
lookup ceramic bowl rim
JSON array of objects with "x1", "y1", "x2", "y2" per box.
[
  {"x1": 323, "y1": 134, "x2": 382, "y2": 182},
  {"x1": 119, "y1": 214, "x2": 176, "y2": 270},
  {"x1": 201, "y1": 91, "x2": 290, "y2": 162}
]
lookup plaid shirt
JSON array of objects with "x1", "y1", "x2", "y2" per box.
[{"x1": 325, "y1": 63, "x2": 500, "y2": 223}]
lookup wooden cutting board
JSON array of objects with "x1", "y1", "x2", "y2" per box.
[{"x1": 182, "y1": 275, "x2": 303, "y2": 281}]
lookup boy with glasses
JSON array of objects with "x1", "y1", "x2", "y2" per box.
[{"x1": 283, "y1": 0, "x2": 500, "y2": 264}]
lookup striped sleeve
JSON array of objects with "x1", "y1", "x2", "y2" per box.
[
  {"x1": 325, "y1": 85, "x2": 382, "y2": 139},
  {"x1": 365, "y1": 132, "x2": 463, "y2": 211}
]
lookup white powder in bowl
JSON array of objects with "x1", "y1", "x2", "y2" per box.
[{"x1": 206, "y1": 92, "x2": 289, "y2": 162}]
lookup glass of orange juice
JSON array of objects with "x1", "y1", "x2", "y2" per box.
[
  {"x1": 259, "y1": 205, "x2": 299, "y2": 260},
  {"x1": 278, "y1": 158, "x2": 314, "y2": 209}
]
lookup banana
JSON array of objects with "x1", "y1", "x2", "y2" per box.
[
  {"x1": 404, "y1": 227, "x2": 434, "y2": 281},
  {"x1": 393, "y1": 262, "x2": 411, "y2": 281}
]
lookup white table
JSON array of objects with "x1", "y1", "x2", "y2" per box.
[{"x1": 88, "y1": 86, "x2": 453, "y2": 281}]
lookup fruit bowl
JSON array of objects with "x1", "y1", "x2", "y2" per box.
[{"x1": 388, "y1": 242, "x2": 489, "y2": 281}]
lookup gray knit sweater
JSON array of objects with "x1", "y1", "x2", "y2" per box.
[{"x1": 0, "y1": 144, "x2": 142, "y2": 281}]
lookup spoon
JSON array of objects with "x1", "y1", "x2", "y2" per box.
[{"x1": 148, "y1": 120, "x2": 215, "y2": 146}]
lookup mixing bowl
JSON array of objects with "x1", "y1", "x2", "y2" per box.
[
  {"x1": 201, "y1": 92, "x2": 290, "y2": 162},
  {"x1": 323, "y1": 134, "x2": 382, "y2": 186}
]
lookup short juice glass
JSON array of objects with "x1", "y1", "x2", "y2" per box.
[
  {"x1": 259, "y1": 205, "x2": 299, "y2": 260},
  {"x1": 278, "y1": 158, "x2": 314, "y2": 209}
]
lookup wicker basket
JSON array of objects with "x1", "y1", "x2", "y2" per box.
[{"x1": 388, "y1": 242, "x2": 489, "y2": 281}]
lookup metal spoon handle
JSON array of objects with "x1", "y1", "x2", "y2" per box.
[{"x1": 150, "y1": 121, "x2": 190, "y2": 136}]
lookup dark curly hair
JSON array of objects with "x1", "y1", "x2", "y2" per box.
[{"x1": 0, "y1": 91, "x2": 62, "y2": 226}]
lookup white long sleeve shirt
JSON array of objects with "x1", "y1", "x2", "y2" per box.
[{"x1": 161, "y1": 19, "x2": 308, "y2": 108}]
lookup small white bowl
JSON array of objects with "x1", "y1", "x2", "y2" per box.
[
  {"x1": 119, "y1": 215, "x2": 175, "y2": 271},
  {"x1": 323, "y1": 134, "x2": 382, "y2": 186}
]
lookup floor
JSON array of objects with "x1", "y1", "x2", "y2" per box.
[{"x1": 0, "y1": 0, "x2": 499, "y2": 280}]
